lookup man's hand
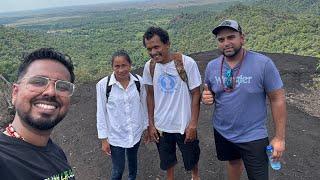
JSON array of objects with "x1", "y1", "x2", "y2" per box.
[
  {"x1": 142, "y1": 129, "x2": 151, "y2": 143},
  {"x1": 202, "y1": 84, "x2": 214, "y2": 105},
  {"x1": 101, "y1": 139, "x2": 111, "y2": 156},
  {"x1": 270, "y1": 137, "x2": 285, "y2": 161},
  {"x1": 184, "y1": 125, "x2": 197, "y2": 143},
  {"x1": 148, "y1": 125, "x2": 159, "y2": 143}
]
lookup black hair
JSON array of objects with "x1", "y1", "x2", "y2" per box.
[
  {"x1": 18, "y1": 48, "x2": 75, "y2": 82},
  {"x1": 111, "y1": 50, "x2": 132, "y2": 66},
  {"x1": 142, "y1": 26, "x2": 170, "y2": 47}
]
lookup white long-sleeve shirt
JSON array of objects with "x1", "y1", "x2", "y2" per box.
[{"x1": 96, "y1": 72, "x2": 148, "y2": 148}]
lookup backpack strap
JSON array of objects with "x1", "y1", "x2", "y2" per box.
[
  {"x1": 132, "y1": 74, "x2": 141, "y2": 94},
  {"x1": 173, "y1": 53, "x2": 190, "y2": 90},
  {"x1": 149, "y1": 53, "x2": 189, "y2": 90},
  {"x1": 172, "y1": 53, "x2": 188, "y2": 82},
  {"x1": 106, "y1": 74, "x2": 141, "y2": 103},
  {"x1": 149, "y1": 58, "x2": 156, "y2": 80},
  {"x1": 149, "y1": 53, "x2": 188, "y2": 83},
  {"x1": 105, "y1": 75, "x2": 112, "y2": 103}
]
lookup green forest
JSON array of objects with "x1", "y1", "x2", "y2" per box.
[{"x1": 0, "y1": 0, "x2": 319, "y2": 82}]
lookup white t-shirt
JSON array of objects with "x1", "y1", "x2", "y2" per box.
[{"x1": 142, "y1": 54, "x2": 201, "y2": 134}]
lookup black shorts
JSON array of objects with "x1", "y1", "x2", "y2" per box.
[
  {"x1": 214, "y1": 129, "x2": 269, "y2": 180},
  {"x1": 156, "y1": 131, "x2": 200, "y2": 171}
]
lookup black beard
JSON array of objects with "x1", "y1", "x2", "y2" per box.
[
  {"x1": 221, "y1": 46, "x2": 242, "y2": 58},
  {"x1": 16, "y1": 96, "x2": 65, "y2": 131},
  {"x1": 17, "y1": 108, "x2": 65, "y2": 130}
]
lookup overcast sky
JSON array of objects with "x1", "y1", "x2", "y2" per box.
[{"x1": 0, "y1": 0, "x2": 139, "y2": 13}]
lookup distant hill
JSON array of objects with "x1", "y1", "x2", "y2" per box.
[
  {"x1": 0, "y1": 0, "x2": 319, "y2": 82},
  {"x1": 254, "y1": 0, "x2": 320, "y2": 14},
  {"x1": 0, "y1": 0, "x2": 242, "y2": 24}
]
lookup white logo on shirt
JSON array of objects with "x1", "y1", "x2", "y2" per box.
[
  {"x1": 215, "y1": 75, "x2": 253, "y2": 87},
  {"x1": 158, "y1": 74, "x2": 177, "y2": 93}
]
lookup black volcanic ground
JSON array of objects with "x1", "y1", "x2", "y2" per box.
[{"x1": 45, "y1": 50, "x2": 320, "y2": 179}]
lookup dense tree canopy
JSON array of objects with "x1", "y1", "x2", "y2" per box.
[{"x1": 0, "y1": 0, "x2": 319, "y2": 82}]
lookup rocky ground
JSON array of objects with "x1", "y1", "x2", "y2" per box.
[{"x1": 1, "y1": 50, "x2": 320, "y2": 179}]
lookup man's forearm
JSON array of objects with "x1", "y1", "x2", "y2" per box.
[
  {"x1": 189, "y1": 87, "x2": 201, "y2": 127},
  {"x1": 269, "y1": 89, "x2": 287, "y2": 140},
  {"x1": 146, "y1": 85, "x2": 155, "y2": 127}
]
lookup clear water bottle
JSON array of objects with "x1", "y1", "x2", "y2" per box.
[{"x1": 266, "y1": 145, "x2": 281, "y2": 170}]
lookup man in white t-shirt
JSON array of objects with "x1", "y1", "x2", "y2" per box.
[{"x1": 142, "y1": 26, "x2": 201, "y2": 180}]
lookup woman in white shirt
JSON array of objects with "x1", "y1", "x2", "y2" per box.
[{"x1": 96, "y1": 50, "x2": 148, "y2": 180}]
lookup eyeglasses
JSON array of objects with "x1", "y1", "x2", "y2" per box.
[
  {"x1": 225, "y1": 69, "x2": 233, "y2": 89},
  {"x1": 19, "y1": 76, "x2": 75, "y2": 97}
]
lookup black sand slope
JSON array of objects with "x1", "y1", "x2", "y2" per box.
[{"x1": 52, "y1": 50, "x2": 320, "y2": 180}]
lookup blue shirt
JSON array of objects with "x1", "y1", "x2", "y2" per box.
[{"x1": 204, "y1": 51, "x2": 283, "y2": 143}]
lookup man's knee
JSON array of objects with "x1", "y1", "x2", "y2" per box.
[{"x1": 228, "y1": 159, "x2": 243, "y2": 167}]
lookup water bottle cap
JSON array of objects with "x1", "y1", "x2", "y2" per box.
[{"x1": 266, "y1": 145, "x2": 273, "y2": 150}]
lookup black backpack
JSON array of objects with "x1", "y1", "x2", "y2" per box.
[{"x1": 105, "y1": 74, "x2": 141, "y2": 102}]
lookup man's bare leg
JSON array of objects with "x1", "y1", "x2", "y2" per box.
[
  {"x1": 227, "y1": 159, "x2": 244, "y2": 180},
  {"x1": 191, "y1": 163, "x2": 200, "y2": 180},
  {"x1": 167, "y1": 166, "x2": 174, "y2": 180}
]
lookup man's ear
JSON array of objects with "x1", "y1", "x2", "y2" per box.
[
  {"x1": 240, "y1": 33, "x2": 245, "y2": 46},
  {"x1": 11, "y1": 83, "x2": 19, "y2": 105},
  {"x1": 165, "y1": 41, "x2": 171, "y2": 51}
]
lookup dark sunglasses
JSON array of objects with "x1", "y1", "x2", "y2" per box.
[{"x1": 225, "y1": 69, "x2": 233, "y2": 89}]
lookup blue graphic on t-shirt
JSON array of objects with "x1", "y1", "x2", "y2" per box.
[{"x1": 158, "y1": 74, "x2": 177, "y2": 93}]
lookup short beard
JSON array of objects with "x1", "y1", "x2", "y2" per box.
[
  {"x1": 221, "y1": 46, "x2": 242, "y2": 58},
  {"x1": 17, "y1": 109, "x2": 65, "y2": 130}
]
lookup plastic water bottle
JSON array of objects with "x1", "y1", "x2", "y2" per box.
[{"x1": 266, "y1": 145, "x2": 281, "y2": 170}]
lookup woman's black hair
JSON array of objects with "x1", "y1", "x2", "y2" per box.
[{"x1": 111, "y1": 50, "x2": 132, "y2": 66}]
